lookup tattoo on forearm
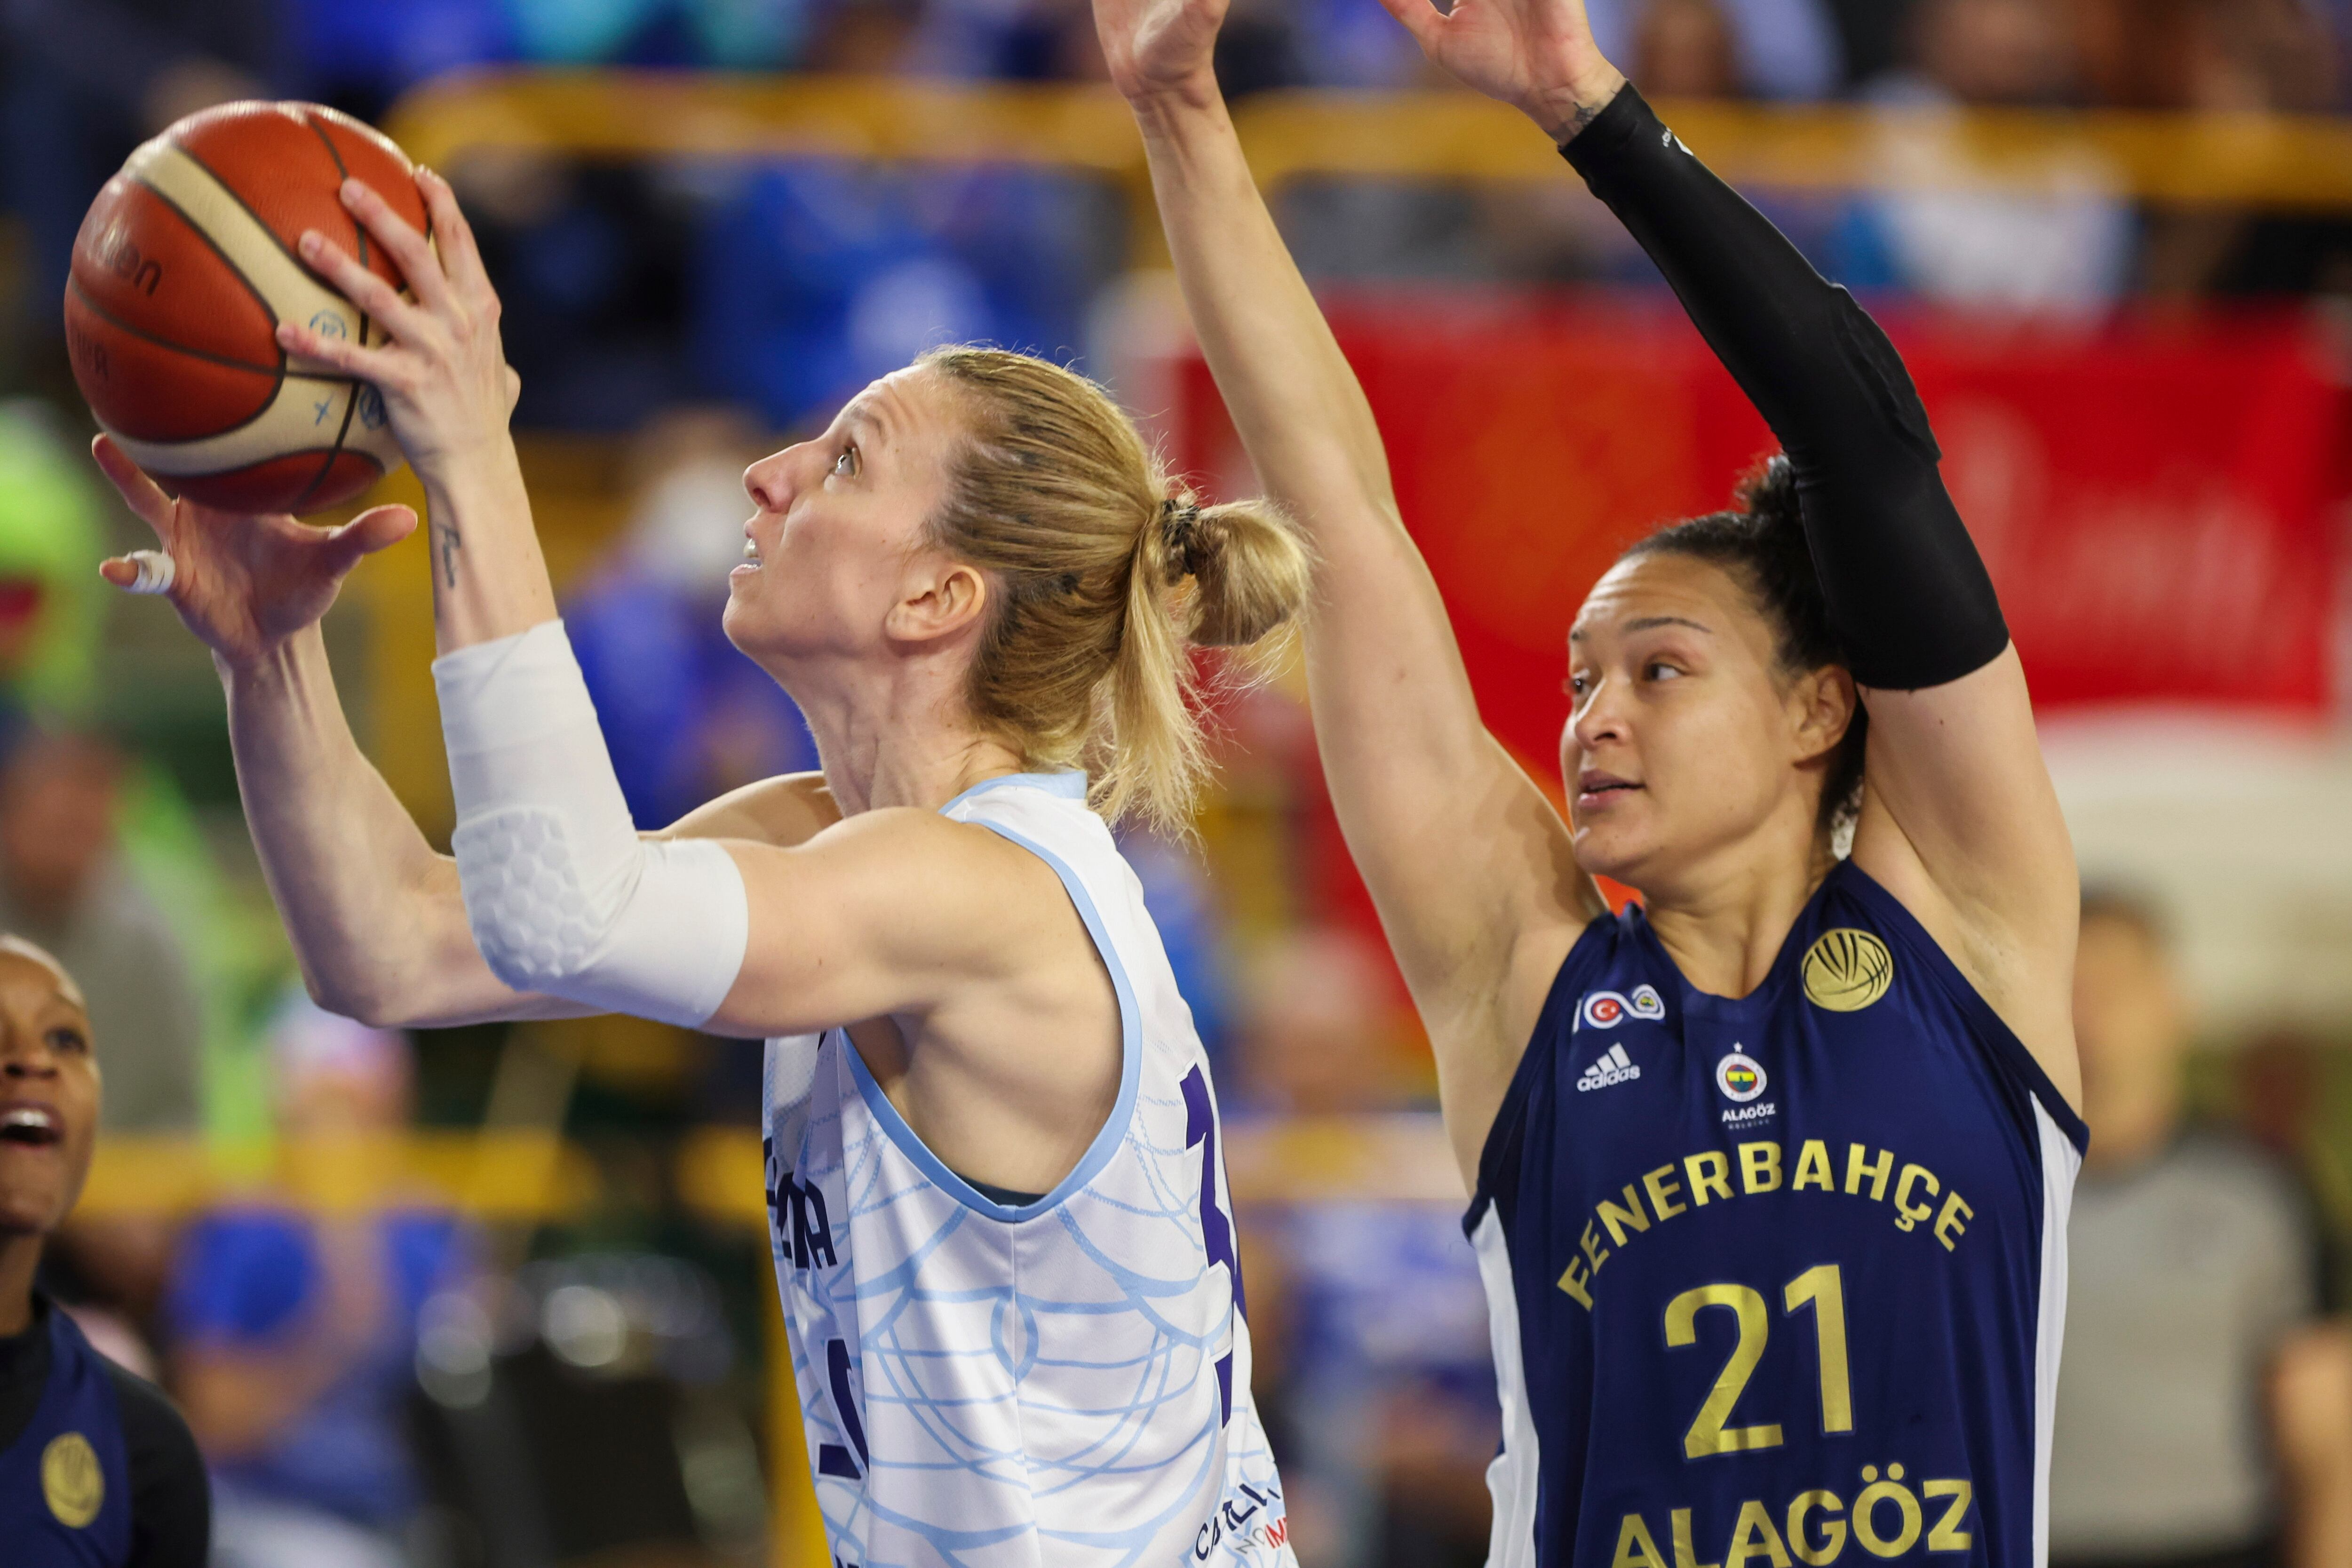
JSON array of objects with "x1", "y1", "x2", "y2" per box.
[
  {"x1": 432, "y1": 518, "x2": 461, "y2": 589},
  {"x1": 1561, "y1": 100, "x2": 1606, "y2": 140}
]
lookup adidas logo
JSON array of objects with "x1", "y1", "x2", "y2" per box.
[{"x1": 1576, "y1": 1044, "x2": 1640, "y2": 1092}]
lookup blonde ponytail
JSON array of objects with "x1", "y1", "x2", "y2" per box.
[{"x1": 918, "y1": 347, "x2": 1310, "y2": 834}]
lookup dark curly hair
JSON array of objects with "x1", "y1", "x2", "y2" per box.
[{"x1": 1619, "y1": 455, "x2": 1867, "y2": 841}]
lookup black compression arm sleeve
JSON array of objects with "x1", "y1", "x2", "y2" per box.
[{"x1": 1561, "y1": 86, "x2": 2009, "y2": 691}]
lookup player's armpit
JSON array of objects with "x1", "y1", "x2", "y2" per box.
[
  {"x1": 1848, "y1": 647, "x2": 2081, "y2": 1104},
  {"x1": 1336, "y1": 725, "x2": 1596, "y2": 1188}
]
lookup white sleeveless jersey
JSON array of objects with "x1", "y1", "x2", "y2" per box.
[{"x1": 762, "y1": 772, "x2": 1294, "y2": 1568}]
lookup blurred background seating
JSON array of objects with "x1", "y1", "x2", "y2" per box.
[
  {"x1": 171, "y1": 1000, "x2": 478, "y2": 1568},
  {"x1": 2055, "y1": 889, "x2": 2352, "y2": 1568},
  {"x1": 4, "y1": 0, "x2": 2352, "y2": 1562}
]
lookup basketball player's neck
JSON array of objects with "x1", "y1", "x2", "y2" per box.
[
  {"x1": 0, "y1": 1234, "x2": 39, "y2": 1338},
  {"x1": 1630, "y1": 803, "x2": 1835, "y2": 1001},
  {"x1": 789, "y1": 661, "x2": 1027, "y2": 819}
]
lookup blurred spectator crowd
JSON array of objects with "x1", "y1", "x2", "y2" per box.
[
  {"x1": 9, "y1": 0, "x2": 2352, "y2": 442},
  {"x1": 3, "y1": 0, "x2": 2352, "y2": 1563}
]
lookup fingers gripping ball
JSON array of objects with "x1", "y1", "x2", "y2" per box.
[{"x1": 64, "y1": 101, "x2": 429, "y2": 515}]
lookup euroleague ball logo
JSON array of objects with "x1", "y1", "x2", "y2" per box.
[
  {"x1": 1716, "y1": 1051, "x2": 1767, "y2": 1104},
  {"x1": 1578, "y1": 984, "x2": 1665, "y2": 1032},
  {"x1": 1802, "y1": 929, "x2": 1894, "y2": 1012}
]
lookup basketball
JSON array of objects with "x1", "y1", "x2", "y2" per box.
[{"x1": 64, "y1": 101, "x2": 428, "y2": 516}]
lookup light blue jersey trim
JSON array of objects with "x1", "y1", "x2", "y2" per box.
[
  {"x1": 843, "y1": 781, "x2": 1140, "y2": 1225},
  {"x1": 940, "y1": 769, "x2": 1088, "y2": 812}
]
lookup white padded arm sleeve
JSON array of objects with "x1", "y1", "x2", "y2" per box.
[{"x1": 433, "y1": 621, "x2": 749, "y2": 1028}]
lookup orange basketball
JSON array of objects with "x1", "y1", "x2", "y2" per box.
[{"x1": 64, "y1": 101, "x2": 429, "y2": 516}]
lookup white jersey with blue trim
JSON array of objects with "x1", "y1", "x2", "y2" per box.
[{"x1": 763, "y1": 771, "x2": 1293, "y2": 1568}]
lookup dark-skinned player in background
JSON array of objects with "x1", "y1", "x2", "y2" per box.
[
  {"x1": 1093, "y1": 0, "x2": 2084, "y2": 1560},
  {"x1": 0, "y1": 935, "x2": 208, "y2": 1565}
]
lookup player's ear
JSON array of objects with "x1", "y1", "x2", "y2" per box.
[
  {"x1": 1789, "y1": 663, "x2": 1857, "y2": 764},
  {"x1": 884, "y1": 559, "x2": 991, "y2": 646}
]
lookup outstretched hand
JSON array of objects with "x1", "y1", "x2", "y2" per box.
[
  {"x1": 1094, "y1": 0, "x2": 1228, "y2": 107},
  {"x1": 92, "y1": 435, "x2": 415, "y2": 671},
  {"x1": 1370, "y1": 0, "x2": 1623, "y2": 141}
]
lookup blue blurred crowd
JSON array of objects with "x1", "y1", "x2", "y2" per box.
[
  {"x1": 10, "y1": 0, "x2": 2352, "y2": 441},
  {"x1": 5, "y1": 3, "x2": 2352, "y2": 1562}
]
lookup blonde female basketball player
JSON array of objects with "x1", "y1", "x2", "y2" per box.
[
  {"x1": 91, "y1": 167, "x2": 1300, "y2": 1566},
  {"x1": 1098, "y1": 0, "x2": 2084, "y2": 1560}
]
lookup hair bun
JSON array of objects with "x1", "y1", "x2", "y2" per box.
[
  {"x1": 1735, "y1": 453, "x2": 1803, "y2": 533},
  {"x1": 1179, "y1": 498, "x2": 1311, "y2": 648},
  {"x1": 1159, "y1": 496, "x2": 1207, "y2": 580}
]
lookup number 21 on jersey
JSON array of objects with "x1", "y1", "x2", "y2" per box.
[{"x1": 1668, "y1": 1263, "x2": 1850, "y2": 1459}]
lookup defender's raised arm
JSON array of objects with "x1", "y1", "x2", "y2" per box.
[
  {"x1": 1381, "y1": 0, "x2": 2077, "y2": 1097},
  {"x1": 1099, "y1": 0, "x2": 1600, "y2": 1187}
]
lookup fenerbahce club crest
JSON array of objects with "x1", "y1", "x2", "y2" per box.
[
  {"x1": 42, "y1": 1432, "x2": 102, "y2": 1528},
  {"x1": 1802, "y1": 929, "x2": 1894, "y2": 1012}
]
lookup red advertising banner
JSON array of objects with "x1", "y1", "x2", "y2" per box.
[{"x1": 1172, "y1": 296, "x2": 2351, "y2": 781}]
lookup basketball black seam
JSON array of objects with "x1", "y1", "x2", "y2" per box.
[
  {"x1": 298, "y1": 111, "x2": 373, "y2": 346},
  {"x1": 111, "y1": 375, "x2": 370, "y2": 450},
  {"x1": 288, "y1": 387, "x2": 364, "y2": 512},
  {"x1": 169, "y1": 446, "x2": 383, "y2": 498},
  {"x1": 68, "y1": 278, "x2": 293, "y2": 446},
  {"x1": 172, "y1": 143, "x2": 345, "y2": 325},
  {"x1": 79, "y1": 272, "x2": 366, "y2": 450},
  {"x1": 122, "y1": 173, "x2": 287, "y2": 383},
  {"x1": 67, "y1": 279, "x2": 279, "y2": 375}
]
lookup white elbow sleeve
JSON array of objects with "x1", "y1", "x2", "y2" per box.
[{"x1": 433, "y1": 621, "x2": 749, "y2": 1028}]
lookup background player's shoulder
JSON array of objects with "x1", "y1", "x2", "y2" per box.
[
  {"x1": 93, "y1": 1353, "x2": 213, "y2": 1568},
  {"x1": 2161, "y1": 1128, "x2": 2318, "y2": 1216}
]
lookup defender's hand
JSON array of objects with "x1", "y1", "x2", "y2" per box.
[
  {"x1": 1096, "y1": 0, "x2": 1227, "y2": 110},
  {"x1": 1372, "y1": 0, "x2": 1624, "y2": 142},
  {"x1": 92, "y1": 434, "x2": 414, "y2": 672},
  {"x1": 273, "y1": 167, "x2": 521, "y2": 488}
]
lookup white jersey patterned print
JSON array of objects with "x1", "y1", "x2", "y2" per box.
[{"x1": 763, "y1": 771, "x2": 1294, "y2": 1568}]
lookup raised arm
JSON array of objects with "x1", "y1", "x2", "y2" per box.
[
  {"x1": 1097, "y1": 0, "x2": 1598, "y2": 1181},
  {"x1": 89, "y1": 438, "x2": 572, "y2": 1029},
  {"x1": 93, "y1": 444, "x2": 842, "y2": 1033},
  {"x1": 272, "y1": 171, "x2": 1090, "y2": 1052},
  {"x1": 1379, "y1": 0, "x2": 2078, "y2": 1098}
]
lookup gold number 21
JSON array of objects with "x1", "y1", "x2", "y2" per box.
[{"x1": 1664, "y1": 1264, "x2": 1853, "y2": 1460}]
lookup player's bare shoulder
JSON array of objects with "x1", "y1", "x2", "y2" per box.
[{"x1": 652, "y1": 772, "x2": 840, "y2": 848}]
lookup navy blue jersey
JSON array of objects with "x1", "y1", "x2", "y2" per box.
[
  {"x1": 0, "y1": 1307, "x2": 134, "y2": 1566},
  {"x1": 1469, "y1": 859, "x2": 2086, "y2": 1568}
]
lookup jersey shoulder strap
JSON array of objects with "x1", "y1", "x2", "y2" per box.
[
  {"x1": 1470, "y1": 909, "x2": 1628, "y2": 1234},
  {"x1": 1825, "y1": 860, "x2": 2088, "y2": 1154}
]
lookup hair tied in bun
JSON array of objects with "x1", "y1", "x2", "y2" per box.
[{"x1": 1159, "y1": 496, "x2": 1206, "y2": 578}]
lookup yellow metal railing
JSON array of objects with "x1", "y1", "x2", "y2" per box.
[
  {"x1": 79, "y1": 1131, "x2": 596, "y2": 1220},
  {"x1": 386, "y1": 70, "x2": 2352, "y2": 213},
  {"x1": 1233, "y1": 90, "x2": 2352, "y2": 208}
]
